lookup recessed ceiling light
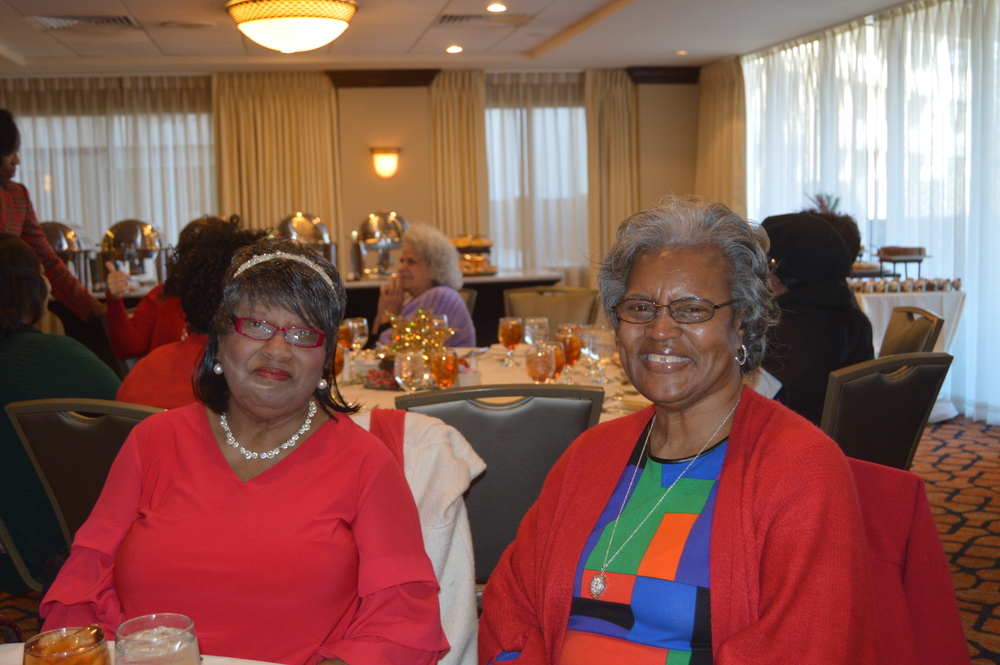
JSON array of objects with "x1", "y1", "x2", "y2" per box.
[
  {"x1": 487, "y1": 3, "x2": 507, "y2": 11},
  {"x1": 446, "y1": 45, "x2": 463, "y2": 53},
  {"x1": 675, "y1": 50, "x2": 689, "y2": 56}
]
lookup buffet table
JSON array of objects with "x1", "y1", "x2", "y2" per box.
[
  {"x1": 855, "y1": 290, "x2": 966, "y2": 421},
  {"x1": 343, "y1": 270, "x2": 564, "y2": 347}
]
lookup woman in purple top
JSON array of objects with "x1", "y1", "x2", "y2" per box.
[{"x1": 375, "y1": 224, "x2": 476, "y2": 348}]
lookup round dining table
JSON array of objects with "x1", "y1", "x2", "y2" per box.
[{"x1": 0, "y1": 641, "x2": 280, "y2": 665}]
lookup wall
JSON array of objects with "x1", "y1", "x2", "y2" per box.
[
  {"x1": 336, "y1": 86, "x2": 435, "y2": 268},
  {"x1": 636, "y1": 83, "x2": 700, "y2": 208}
]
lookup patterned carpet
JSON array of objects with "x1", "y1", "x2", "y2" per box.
[
  {"x1": 2, "y1": 416, "x2": 999, "y2": 661},
  {"x1": 910, "y1": 416, "x2": 1000, "y2": 665}
]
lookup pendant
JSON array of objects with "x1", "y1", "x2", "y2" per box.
[{"x1": 589, "y1": 571, "x2": 607, "y2": 599}]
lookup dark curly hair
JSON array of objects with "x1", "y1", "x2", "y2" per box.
[
  {"x1": 0, "y1": 109, "x2": 18, "y2": 159},
  {"x1": 161, "y1": 219, "x2": 264, "y2": 335},
  {"x1": 0, "y1": 234, "x2": 48, "y2": 340},
  {"x1": 194, "y1": 237, "x2": 357, "y2": 418},
  {"x1": 805, "y1": 209, "x2": 862, "y2": 260}
]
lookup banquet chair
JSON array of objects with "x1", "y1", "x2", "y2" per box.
[
  {"x1": 396, "y1": 384, "x2": 604, "y2": 586},
  {"x1": 458, "y1": 288, "x2": 478, "y2": 316},
  {"x1": 848, "y1": 458, "x2": 969, "y2": 664},
  {"x1": 351, "y1": 409, "x2": 485, "y2": 665},
  {"x1": 503, "y1": 287, "x2": 599, "y2": 328},
  {"x1": 2, "y1": 398, "x2": 162, "y2": 591},
  {"x1": 878, "y1": 306, "x2": 944, "y2": 357},
  {"x1": 820, "y1": 353, "x2": 952, "y2": 470}
]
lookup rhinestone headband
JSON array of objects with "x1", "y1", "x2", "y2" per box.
[{"x1": 232, "y1": 251, "x2": 336, "y2": 292}]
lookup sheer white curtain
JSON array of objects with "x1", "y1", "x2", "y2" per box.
[
  {"x1": 485, "y1": 72, "x2": 589, "y2": 285},
  {"x1": 743, "y1": 0, "x2": 1000, "y2": 422},
  {"x1": 0, "y1": 76, "x2": 215, "y2": 247}
]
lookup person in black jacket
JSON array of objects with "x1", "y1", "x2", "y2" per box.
[{"x1": 761, "y1": 212, "x2": 874, "y2": 425}]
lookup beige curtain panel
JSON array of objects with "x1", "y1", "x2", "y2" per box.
[
  {"x1": 584, "y1": 69, "x2": 640, "y2": 276},
  {"x1": 0, "y1": 76, "x2": 214, "y2": 244},
  {"x1": 694, "y1": 57, "x2": 747, "y2": 219},
  {"x1": 213, "y1": 72, "x2": 342, "y2": 249},
  {"x1": 431, "y1": 71, "x2": 488, "y2": 238}
]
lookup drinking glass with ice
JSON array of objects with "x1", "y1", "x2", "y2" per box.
[{"x1": 115, "y1": 614, "x2": 199, "y2": 665}]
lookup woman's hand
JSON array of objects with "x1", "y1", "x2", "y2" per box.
[
  {"x1": 373, "y1": 273, "x2": 405, "y2": 330},
  {"x1": 104, "y1": 261, "x2": 131, "y2": 300}
]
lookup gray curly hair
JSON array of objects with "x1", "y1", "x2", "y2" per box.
[
  {"x1": 403, "y1": 224, "x2": 463, "y2": 291},
  {"x1": 598, "y1": 196, "x2": 778, "y2": 373}
]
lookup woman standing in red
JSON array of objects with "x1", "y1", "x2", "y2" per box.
[{"x1": 0, "y1": 109, "x2": 103, "y2": 322}]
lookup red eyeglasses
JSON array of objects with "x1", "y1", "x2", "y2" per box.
[{"x1": 231, "y1": 316, "x2": 326, "y2": 348}]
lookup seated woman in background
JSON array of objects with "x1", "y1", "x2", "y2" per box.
[
  {"x1": 115, "y1": 221, "x2": 263, "y2": 409},
  {"x1": 760, "y1": 212, "x2": 874, "y2": 425},
  {"x1": 104, "y1": 215, "x2": 240, "y2": 360},
  {"x1": 42, "y1": 238, "x2": 448, "y2": 665},
  {"x1": 0, "y1": 234, "x2": 119, "y2": 594},
  {"x1": 375, "y1": 224, "x2": 476, "y2": 348},
  {"x1": 479, "y1": 197, "x2": 878, "y2": 663}
]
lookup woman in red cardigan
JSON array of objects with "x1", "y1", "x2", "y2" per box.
[{"x1": 479, "y1": 196, "x2": 880, "y2": 664}]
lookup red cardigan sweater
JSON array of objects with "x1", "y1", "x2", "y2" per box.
[{"x1": 479, "y1": 386, "x2": 880, "y2": 664}]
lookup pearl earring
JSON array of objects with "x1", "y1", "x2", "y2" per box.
[
  {"x1": 317, "y1": 379, "x2": 329, "y2": 390},
  {"x1": 213, "y1": 363, "x2": 224, "y2": 375}
]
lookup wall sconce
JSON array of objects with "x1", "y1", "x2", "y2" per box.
[{"x1": 371, "y1": 148, "x2": 400, "y2": 179}]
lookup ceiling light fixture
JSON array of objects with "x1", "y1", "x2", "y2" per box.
[
  {"x1": 675, "y1": 50, "x2": 689, "y2": 56},
  {"x1": 226, "y1": 0, "x2": 357, "y2": 54},
  {"x1": 371, "y1": 148, "x2": 400, "y2": 178},
  {"x1": 446, "y1": 45, "x2": 463, "y2": 53},
  {"x1": 487, "y1": 3, "x2": 507, "y2": 11}
]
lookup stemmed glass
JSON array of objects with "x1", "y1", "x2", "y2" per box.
[
  {"x1": 346, "y1": 317, "x2": 369, "y2": 352},
  {"x1": 525, "y1": 344, "x2": 556, "y2": 384},
  {"x1": 589, "y1": 328, "x2": 616, "y2": 384},
  {"x1": 429, "y1": 348, "x2": 459, "y2": 388},
  {"x1": 498, "y1": 317, "x2": 523, "y2": 367},
  {"x1": 544, "y1": 342, "x2": 565, "y2": 383},
  {"x1": 556, "y1": 325, "x2": 582, "y2": 385},
  {"x1": 523, "y1": 317, "x2": 550, "y2": 345},
  {"x1": 395, "y1": 351, "x2": 428, "y2": 394}
]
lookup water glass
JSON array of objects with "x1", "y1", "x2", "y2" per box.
[
  {"x1": 431, "y1": 314, "x2": 450, "y2": 329},
  {"x1": 429, "y1": 348, "x2": 459, "y2": 388},
  {"x1": 346, "y1": 317, "x2": 370, "y2": 352},
  {"x1": 115, "y1": 614, "x2": 199, "y2": 665},
  {"x1": 545, "y1": 342, "x2": 565, "y2": 382},
  {"x1": 590, "y1": 328, "x2": 616, "y2": 384},
  {"x1": 523, "y1": 317, "x2": 550, "y2": 345},
  {"x1": 498, "y1": 317, "x2": 523, "y2": 367},
  {"x1": 526, "y1": 344, "x2": 556, "y2": 384},
  {"x1": 395, "y1": 351, "x2": 428, "y2": 394},
  {"x1": 24, "y1": 626, "x2": 110, "y2": 665}
]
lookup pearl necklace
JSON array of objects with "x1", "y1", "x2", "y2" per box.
[
  {"x1": 220, "y1": 400, "x2": 317, "y2": 460},
  {"x1": 590, "y1": 397, "x2": 741, "y2": 599}
]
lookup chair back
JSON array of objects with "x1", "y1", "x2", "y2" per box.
[
  {"x1": 4, "y1": 399, "x2": 162, "y2": 546},
  {"x1": 457, "y1": 288, "x2": 478, "y2": 316},
  {"x1": 503, "y1": 287, "x2": 599, "y2": 328},
  {"x1": 847, "y1": 458, "x2": 969, "y2": 664},
  {"x1": 396, "y1": 384, "x2": 604, "y2": 584},
  {"x1": 820, "y1": 353, "x2": 952, "y2": 469},
  {"x1": 879, "y1": 306, "x2": 944, "y2": 357}
]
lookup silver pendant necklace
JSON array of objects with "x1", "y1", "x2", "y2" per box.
[
  {"x1": 219, "y1": 399, "x2": 317, "y2": 460},
  {"x1": 589, "y1": 397, "x2": 741, "y2": 599}
]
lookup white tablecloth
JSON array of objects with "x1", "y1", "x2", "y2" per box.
[
  {"x1": 855, "y1": 290, "x2": 966, "y2": 421},
  {"x1": 339, "y1": 345, "x2": 647, "y2": 422},
  {"x1": 0, "y1": 641, "x2": 278, "y2": 665}
]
